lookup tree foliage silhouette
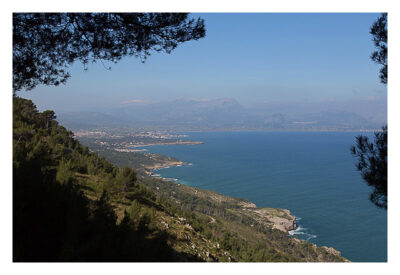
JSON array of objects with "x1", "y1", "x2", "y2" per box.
[
  {"x1": 351, "y1": 126, "x2": 387, "y2": 209},
  {"x1": 370, "y1": 13, "x2": 387, "y2": 84},
  {"x1": 351, "y1": 13, "x2": 387, "y2": 209},
  {"x1": 13, "y1": 13, "x2": 205, "y2": 93}
]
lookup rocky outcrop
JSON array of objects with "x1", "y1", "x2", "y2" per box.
[
  {"x1": 258, "y1": 209, "x2": 296, "y2": 232},
  {"x1": 321, "y1": 246, "x2": 342, "y2": 257},
  {"x1": 243, "y1": 206, "x2": 297, "y2": 232}
]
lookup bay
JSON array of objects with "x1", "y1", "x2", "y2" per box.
[{"x1": 141, "y1": 131, "x2": 387, "y2": 262}]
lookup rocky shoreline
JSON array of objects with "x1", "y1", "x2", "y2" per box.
[
  {"x1": 143, "y1": 160, "x2": 191, "y2": 177},
  {"x1": 145, "y1": 157, "x2": 298, "y2": 233},
  {"x1": 239, "y1": 202, "x2": 297, "y2": 232},
  {"x1": 138, "y1": 151, "x2": 348, "y2": 261}
]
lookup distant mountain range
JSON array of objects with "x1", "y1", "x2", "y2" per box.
[{"x1": 58, "y1": 97, "x2": 387, "y2": 131}]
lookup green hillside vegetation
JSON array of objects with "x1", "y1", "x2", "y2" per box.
[{"x1": 13, "y1": 97, "x2": 347, "y2": 262}]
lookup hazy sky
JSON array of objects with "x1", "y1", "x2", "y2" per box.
[{"x1": 21, "y1": 13, "x2": 387, "y2": 113}]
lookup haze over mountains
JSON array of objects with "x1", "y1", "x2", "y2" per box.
[{"x1": 58, "y1": 97, "x2": 387, "y2": 131}]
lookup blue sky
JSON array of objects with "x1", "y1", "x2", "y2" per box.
[{"x1": 21, "y1": 13, "x2": 386, "y2": 113}]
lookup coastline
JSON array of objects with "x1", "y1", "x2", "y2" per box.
[
  {"x1": 144, "y1": 157, "x2": 299, "y2": 234},
  {"x1": 145, "y1": 167, "x2": 348, "y2": 260},
  {"x1": 143, "y1": 159, "x2": 192, "y2": 178},
  {"x1": 144, "y1": 155, "x2": 298, "y2": 233},
  {"x1": 133, "y1": 140, "x2": 348, "y2": 261},
  {"x1": 131, "y1": 140, "x2": 204, "y2": 148}
]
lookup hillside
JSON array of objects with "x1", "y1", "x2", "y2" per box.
[{"x1": 13, "y1": 97, "x2": 348, "y2": 262}]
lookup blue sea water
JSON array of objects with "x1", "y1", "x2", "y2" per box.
[{"x1": 141, "y1": 131, "x2": 387, "y2": 262}]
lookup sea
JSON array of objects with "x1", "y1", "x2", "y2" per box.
[{"x1": 139, "y1": 131, "x2": 387, "y2": 262}]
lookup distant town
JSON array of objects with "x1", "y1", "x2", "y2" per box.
[{"x1": 74, "y1": 129, "x2": 203, "y2": 153}]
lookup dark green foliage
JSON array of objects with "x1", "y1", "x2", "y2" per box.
[
  {"x1": 351, "y1": 126, "x2": 387, "y2": 209},
  {"x1": 370, "y1": 13, "x2": 387, "y2": 84},
  {"x1": 116, "y1": 166, "x2": 137, "y2": 198},
  {"x1": 350, "y1": 14, "x2": 388, "y2": 209},
  {"x1": 56, "y1": 159, "x2": 75, "y2": 185},
  {"x1": 13, "y1": 97, "x2": 197, "y2": 261},
  {"x1": 40, "y1": 110, "x2": 56, "y2": 129},
  {"x1": 13, "y1": 13, "x2": 205, "y2": 92}
]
